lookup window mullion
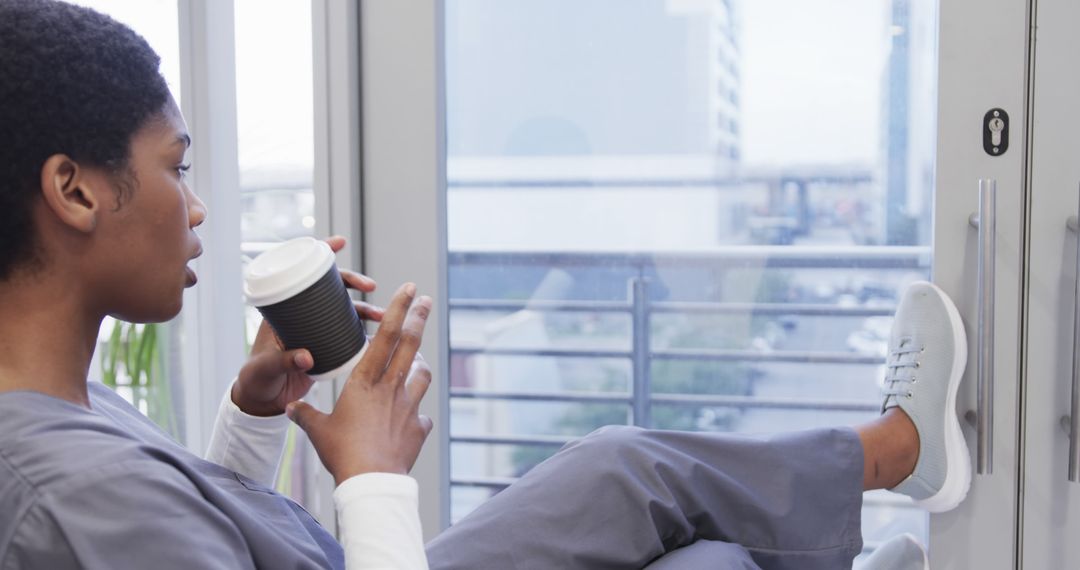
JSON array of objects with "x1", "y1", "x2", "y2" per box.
[{"x1": 176, "y1": 0, "x2": 245, "y2": 456}]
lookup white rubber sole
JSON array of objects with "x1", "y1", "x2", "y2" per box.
[
  {"x1": 913, "y1": 281, "x2": 972, "y2": 514},
  {"x1": 900, "y1": 533, "x2": 930, "y2": 570}
]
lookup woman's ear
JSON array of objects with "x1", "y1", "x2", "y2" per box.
[{"x1": 38, "y1": 154, "x2": 100, "y2": 233}]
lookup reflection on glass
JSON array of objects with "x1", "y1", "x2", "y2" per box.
[{"x1": 445, "y1": 0, "x2": 939, "y2": 552}]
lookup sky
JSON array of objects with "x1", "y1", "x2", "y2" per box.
[{"x1": 738, "y1": 0, "x2": 890, "y2": 167}]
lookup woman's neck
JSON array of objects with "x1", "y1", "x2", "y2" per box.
[{"x1": 0, "y1": 272, "x2": 100, "y2": 408}]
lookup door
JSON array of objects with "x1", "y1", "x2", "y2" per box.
[
  {"x1": 1020, "y1": 0, "x2": 1080, "y2": 566},
  {"x1": 929, "y1": 0, "x2": 1030, "y2": 566}
]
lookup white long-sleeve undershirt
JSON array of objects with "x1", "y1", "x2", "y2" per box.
[{"x1": 205, "y1": 382, "x2": 429, "y2": 570}]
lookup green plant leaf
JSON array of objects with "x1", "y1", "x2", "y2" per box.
[
  {"x1": 124, "y1": 322, "x2": 138, "y2": 385},
  {"x1": 134, "y1": 323, "x2": 154, "y2": 387},
  {"x1": 103, "y1": 320, "x2": 123, "y2": 388}
]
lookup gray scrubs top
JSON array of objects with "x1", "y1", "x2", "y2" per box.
[{"x1": 0, "y1": 382, "x2": 344, "y2": 569}]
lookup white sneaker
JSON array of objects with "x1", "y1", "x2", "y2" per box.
[
  {"x1": 860, "y1": 534, "x2": 928, "y2": 570},
  {"x1": 884, "y1": 281, "x2": 971, "y2": 513}
]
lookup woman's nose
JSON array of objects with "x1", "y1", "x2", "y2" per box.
[{"x1": 188, "y1": 190, "x2": 208, "y2": 229}]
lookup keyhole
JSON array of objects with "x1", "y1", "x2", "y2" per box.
[{"x1": 989, "y1": 118, "x2": 1005, "y2": 147}]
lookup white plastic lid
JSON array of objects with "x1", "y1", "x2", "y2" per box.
[{"x1": 243, "y1": 237, "x2": 335, "y2": 307}]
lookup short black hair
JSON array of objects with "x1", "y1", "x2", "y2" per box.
[{"x1": 0, "y1": 0, "x2": 171, "y2": 280}]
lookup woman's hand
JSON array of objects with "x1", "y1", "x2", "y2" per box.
[
  {"x1": 285, "y1": 283, "x2": 434, "y2": 483},
  {"x1": 232, "y1": 236, "x2": 384, "y2": 417}
]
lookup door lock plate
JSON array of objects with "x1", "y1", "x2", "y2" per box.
[{"x1": 983, "y1": 108, "x2": 1009, "y2": 156}]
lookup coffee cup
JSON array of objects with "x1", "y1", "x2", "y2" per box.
[{"x1": 243, "y1": 237, "x2": 367, "y2": 382}]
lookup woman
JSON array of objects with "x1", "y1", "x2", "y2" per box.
[{"x1": 0, "y1": 1, "x2": 431, "y2": 567}]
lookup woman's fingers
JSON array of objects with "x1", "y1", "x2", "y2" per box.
[
  {"x1": 320, "y1": 238, "x2": 380, "y2": 321},
  {"x1": 418, "y1": 414, "x2": 434, "y2": 437},
  {"x1": 324, "y1": 235, "x2": 346, "y2": 253},
  {"x1": 340, "y1": 268, "x2": 377, "y2": 293},
  {"x1": 350, "y1": 283, "x2": 415, "y2": 383},
  {"x1": 322, "y1": 237, "x2": 376, "y2": 294},
  {"x1": 353, "y1": 300, "x2": 385, "y2": 322},
  {"x1": 383, "y1": 296, "x2": 432, "y2": 388},
  {"x1": 404, "y1": 358, "x2": 433, "y2": 412},
  {"x1": 290, "y1": 281, "x2": 436, "y2": 482}
]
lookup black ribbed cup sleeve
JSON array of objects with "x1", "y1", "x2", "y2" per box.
[{"x1": 254, "y1": 265, "x2": 366, "y2": 375}]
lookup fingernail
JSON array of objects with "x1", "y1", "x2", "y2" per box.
[
  {"x1": 418, "y1": 296, "x2": 433, "y2": 309},
  {"x1": 285, "y1": 403, "x2": 296, "y2": 418},
  {"x1": 294, "y1": 353, "x2": 309, "y2": 368},
  {"x1": 404, "y1": 282, "x2": 417, "y2": 296}
]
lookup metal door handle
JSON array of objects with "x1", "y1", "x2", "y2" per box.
[
  {"x1": 1067, "y1": 185, "x2": 1080, "y2": 482},
  {"x1": 968, "y1": 179, "x2": 996, "y2": 475}
]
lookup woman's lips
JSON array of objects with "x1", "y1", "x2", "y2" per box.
[{"x1": 185, "y1": 266, "x2": 198, "y2": 287}]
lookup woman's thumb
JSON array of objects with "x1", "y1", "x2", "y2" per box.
[
  {"x1": 242, "y1": 348, "x2": 310, "y2": 381},
  {"x1": 285, "y1": 401, "x2": 326, "y2": 435},
  {"x1": 282, "y1": 349, "x2": 314, "y2": 373}
]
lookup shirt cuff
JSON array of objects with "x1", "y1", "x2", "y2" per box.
[
  {"x1": 204, "y1": 381, "x2": 291, "y2": 487},
  {"x1": 334, "y1": 473, "x2": 429, "y2": 570}
]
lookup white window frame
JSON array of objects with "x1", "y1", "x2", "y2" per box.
[
  {"x1": 307, "y1": 0, "x2": 366, "y2": 536},
  {"x1": 356, "y1": 0, "x2": 450, "y2": 537},
  {"x1": 176, "y1": 0, "x2": 245, "y2": 458}
]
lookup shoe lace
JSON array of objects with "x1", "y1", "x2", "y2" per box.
[{"x1": 882, "y1": 337, "x2": 922, "y2": 412}]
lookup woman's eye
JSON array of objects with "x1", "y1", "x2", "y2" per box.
[{"x1": 177, "y1": 163, "x2": 191, "y2": 179}]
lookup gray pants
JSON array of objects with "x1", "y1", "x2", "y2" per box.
[{"x1": 426, "y1": 425, "x2": 865, "y2": 570}]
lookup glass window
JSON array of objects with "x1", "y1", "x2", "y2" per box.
[
  {"x1": 234, "y1": 0, "x2": 316, "y2": 502},
  {"x1": 75, "y1": 0, "x2": 184, "y2": 438},
  {"x1": 68, "y1": 1, "x2": 181, "y2": 104},
  {"x1": 235, "y1": 0, "x2": 316, "y2": 256},
  {"x1": 444, "y1": 0, "x2": 938, "y2": 557}
]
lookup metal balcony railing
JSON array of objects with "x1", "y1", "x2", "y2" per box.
[{"x1": 447, "y1": 246, "x2": 931, "y2": 509}]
